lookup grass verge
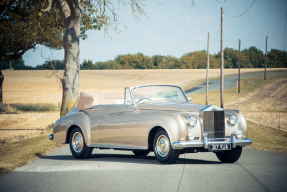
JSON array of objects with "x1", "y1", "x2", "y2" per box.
[
  {"x1": 0, "y1": 133, "x2": 63, "y2": 177},
  {"x1": 2, "y1": 103, "x2": 60, "y2": 113},
  {"x1": 189, "y1": 73, "x2": 287, "y2": 106},
  {"x1": 247, "y1": 120, "x2": 287, "y2": 154}
]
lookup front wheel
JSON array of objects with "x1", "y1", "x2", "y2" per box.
[
  {"x1": 216, "y1": 146, "x2": 242, "y2": 163},
  {"x1": 69, "y1": 127, "x2": 93, "y2": 159},
  {"x1": 153, "y1": 129, "x2": 180, "y2": 164}
]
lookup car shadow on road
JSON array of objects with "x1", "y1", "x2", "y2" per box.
[{"x1": 40, "y1": 153, "x2": 221, "y2": 165}]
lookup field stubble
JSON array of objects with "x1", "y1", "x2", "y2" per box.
[
  {"x1": 2, "y1": 69, "x2": 276, "y2": 104},
  {"x1": 0, "y1": 69, "x2": 286, "y2": 176}
]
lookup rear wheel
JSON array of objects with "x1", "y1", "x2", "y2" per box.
[
  {"x1": 69, "y1": 127, "x2": 93, "y2": 159},
  {"x1": 132, "y1": 150, "x2": 150, "y2": 156},
  {"x1": 216, "y1": 146, "x2": 242, "y2": 163},
  {"x1": 153, "y1": 129, "x2": 180, "y2": 164}
]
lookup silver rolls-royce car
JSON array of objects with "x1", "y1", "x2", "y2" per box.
[{"x1": 49, "y1": 84, "x2": 252, "y2": 164}]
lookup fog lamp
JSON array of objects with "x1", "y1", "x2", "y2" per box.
[
  {"x1": 237, "y1": 130, "x2": 243, "y2": 139},
  {"x1": 188, "y1": 133, "x2": 195, "y2": 140}
]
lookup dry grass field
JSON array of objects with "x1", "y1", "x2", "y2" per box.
[
  {"x1": 2, "y1": 68, "x2": 276, "y2": 104},
  {"x1": 1, "y1": 68, "x2": 279, "y2": 142},
  {"x1": 0, "y1": 68, "x2": 286, "y2": 176}
]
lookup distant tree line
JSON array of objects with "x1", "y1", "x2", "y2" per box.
[{"x1": 1, "y1": 46, "x2": 287, "y2": 70}]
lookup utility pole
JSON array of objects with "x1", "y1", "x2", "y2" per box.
[
  {"x1": 238, "y1": 39, "x2": 241, "y2": 93},
  {"x1": 206, "y1": 32, "x2": 209, "y2": 105},
  {"x1": 264, "y1": 36, "x2": 268, "y2": 80},
  {"x1": 220, "y1": 7, "x2": 224, "y2": 108}
]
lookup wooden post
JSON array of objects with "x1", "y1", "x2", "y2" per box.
[
  {"x1": 264, "y1": 36, "x2": 268, "y2": 80},
  {"x1": 206, "y1": 32, "x2": 209, "y2": 105},
  {"x1": 220, "y1": 7, "x2": 224, "y2": 108},
  {"x1": 238, "y1": 39, "x2": 241, "y2": 93}
]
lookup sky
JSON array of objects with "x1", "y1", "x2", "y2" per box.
[{"x1": 23, "y1": 0, "x2": 287, "y2": 67}]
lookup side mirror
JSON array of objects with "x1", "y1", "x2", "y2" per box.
[{"x1": 188, "y1": 97, "x2": 192, "y2": 102}]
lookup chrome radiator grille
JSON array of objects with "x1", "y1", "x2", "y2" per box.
[{"x1": 203, "y1": 111, "x2": 225, "y2": 139}]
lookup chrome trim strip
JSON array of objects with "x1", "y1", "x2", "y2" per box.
[{"x1": 172, "y1": 138, "x2": 253, "y2": 149}]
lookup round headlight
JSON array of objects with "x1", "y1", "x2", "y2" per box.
[
  {"x1": 187, "y1": 115, "x2": 197, "y2": 127},
  {"x1": 229, "y1": 114, "x2": 238, "y2": 125}
]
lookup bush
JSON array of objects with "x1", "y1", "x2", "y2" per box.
[{"x1": 5, "y1": 103, "x2": 59, "y2": 112}]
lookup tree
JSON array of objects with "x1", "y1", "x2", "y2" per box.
[
  {"x1": 40, "y1": 0, "x2": 147, "y2": 116},
  {"x1": 81, "y1": 59, "x2": 95, "y2": 70},
  {"x1": 36, "y1": 60, "x2": 65, "y2": 70},
  {"x1": 0, "y1": 0, "x2": 65, "y2": 112},
  {"x1": 224, "y1": 48, "x2": 238, "y2": 68}
]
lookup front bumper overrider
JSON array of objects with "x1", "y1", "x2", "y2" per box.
[{"x1": 172, "y1": 132, "x2": 252, "y2": 149}]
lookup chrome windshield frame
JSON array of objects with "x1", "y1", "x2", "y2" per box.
[{"x1": 129, "y1": 84, "x2": 189, "y2": 107}]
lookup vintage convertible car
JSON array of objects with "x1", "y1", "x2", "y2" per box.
[{"x1": 49, "y1": 84, "x2": 252, "y2": 164}]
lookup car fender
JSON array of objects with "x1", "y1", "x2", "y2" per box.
[{"x1": 53, "y1": 111, "x2": 92, "y2": 145}]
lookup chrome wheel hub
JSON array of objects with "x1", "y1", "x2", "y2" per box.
[
  {"x1": 156, "y1": 135, "x2": 170, "y2": 157},
  {"x1": 72, "y1": 132, "x2": 83, "y2": 153}
]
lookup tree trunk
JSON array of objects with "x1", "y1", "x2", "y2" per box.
[
  {"x1": 60, "y1": 10, "x2": 82, "y2": 117},
  {"x1": 0, "y1": 60, "x2": 5, "y2": 112}
]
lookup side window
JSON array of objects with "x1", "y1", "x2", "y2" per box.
[{"x1": 125, "y1": 88, "x2": 133, "y2": 105}]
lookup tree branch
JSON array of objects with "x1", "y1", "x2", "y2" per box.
[
  {"x1": 55, "y1": 0, "x2": 71, "y2": 20},
  {"x1": 65, "y1": 0, "x2": 76, "y2": 16},
  {"x1": 40, "y1": 0, "x2": 54, "y2": 14}
]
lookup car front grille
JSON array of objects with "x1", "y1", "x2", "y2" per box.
[{"x1": 203, "y1": 111, "x2": 225, "y2": 139}]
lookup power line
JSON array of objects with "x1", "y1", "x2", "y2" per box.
[
  {"x1": 241, "y1": 41, "x2": 248, "y2": 50},
  {"x1": 225, "y1": 0, "x2": 256, "y2": 18},
  {"x1": 214, "y1": 23, "x2": 221, "y2": 41},
  {"x1": 269, "y1": 38, "x2": 285, "y2": 45},
  {"x1": 86, "y1": 38, "x2": 284, "y2": 43}
]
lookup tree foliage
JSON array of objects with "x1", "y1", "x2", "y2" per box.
[
  {"x1": 0, "y1": 0, "x2": 65, "y2": 61},
  {"x1": 3, "y1": 46, "x2": 286, "y2": 70}
]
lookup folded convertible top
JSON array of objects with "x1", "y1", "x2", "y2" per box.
[{"x1": 77, "y1": 92, "x2": 100, "y2": 110}]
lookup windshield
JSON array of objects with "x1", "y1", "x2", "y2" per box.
[{"x1": 131, "y1": 85, "x2": 188, "y2": 104}]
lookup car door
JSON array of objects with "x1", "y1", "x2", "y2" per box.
[{"x1": 97, "y1": 105, "x2": 135, "y2": 145}]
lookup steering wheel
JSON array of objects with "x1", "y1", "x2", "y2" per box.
[{"x1": 137, "y1": 98, "x2": 151, "y2": 104}]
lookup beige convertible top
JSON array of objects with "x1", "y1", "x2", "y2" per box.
[
  {"x1": 77, "y1": 92, "x2": 124, "y2": 110},
  {"x1": 77, "y1": 91, "x2": 146, "y2": 110}
]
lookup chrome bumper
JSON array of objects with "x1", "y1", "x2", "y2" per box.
[{"x1": 172, "y1": 132, "x2": 252, "y2": 149}]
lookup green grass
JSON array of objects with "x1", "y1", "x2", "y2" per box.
[
  {"x1": 247, "y1": 120, "x2": 287, "y2": 154},
  {"x1": 0, "y1": 133, "x2": 63, "y2": 177},
  {"x1": 3, "y1": 103, "x2": 60, "y2": 113}
]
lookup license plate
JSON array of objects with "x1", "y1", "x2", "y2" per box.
[{"x1": 208, "y1": 144, "x2": 231, "y2": 151}]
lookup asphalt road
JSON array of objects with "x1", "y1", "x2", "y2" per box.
[
  {"x1": 185, "y1": 72, "x2": 287, "y2": 95},
  {"x1": 0, "y1": 145, "x2": 286, "y2": 192}
]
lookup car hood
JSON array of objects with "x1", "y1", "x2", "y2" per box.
[{"x1": 137, "y1": 102, "x2": 208, "y2": 112}]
